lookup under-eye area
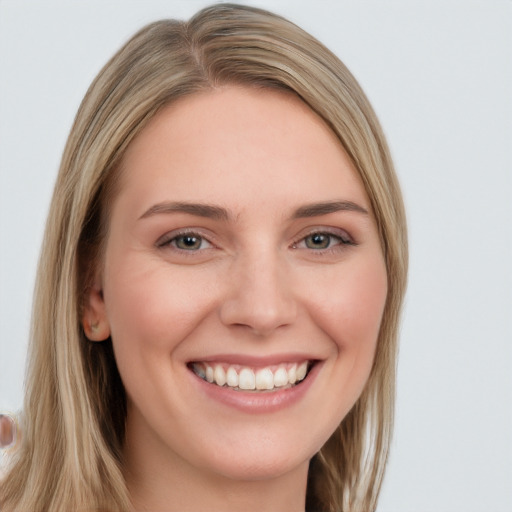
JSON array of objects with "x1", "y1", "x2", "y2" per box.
[{"x1": 188, "y1": 361, "x2": 317, "y2": 392}]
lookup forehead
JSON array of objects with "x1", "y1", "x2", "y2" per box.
[{"x1": 115, "y1": 86, "x2": 370, "y2": 219}]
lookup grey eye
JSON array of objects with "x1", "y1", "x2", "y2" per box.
[
  {"x1": 174, "y1": 234, "x2": 203, "y2": 250},
  {"x1": 304, "y1": 233, "x2": 333, "y2": 249}
]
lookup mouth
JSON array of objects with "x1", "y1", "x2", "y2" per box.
[{"x1": 188, "y1": 360, "x2": 315, "y2": 393}]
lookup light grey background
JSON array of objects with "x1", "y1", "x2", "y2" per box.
[{"x1": 1, "y1": 1, "x2": 511, "y2": 510}]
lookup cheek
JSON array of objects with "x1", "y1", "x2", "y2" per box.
[
  {"x1": 305, "y1": 253, "x2": 387, "y2": 370},
  {"x1": 102, "y1": 258, "x2": 224, "y2": 418},
  {"x1": 103, "y1": 256, "x2": 221, "y2": 355},
  {"x1": 342, "y1": 266, "x2": 387, "y2": 346}
]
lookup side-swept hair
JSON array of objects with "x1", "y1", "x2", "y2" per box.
[{"x1": 1, "y1": 4, "x2": 407, "y2": 511}]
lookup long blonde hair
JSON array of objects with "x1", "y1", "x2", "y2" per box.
[{"x1": 0, "y1": 4, "x2": 407, "y2": 511}]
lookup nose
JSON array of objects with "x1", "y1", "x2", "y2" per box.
[{"x1": 219, "y1": 250, "x2": 298, "y2": 337}]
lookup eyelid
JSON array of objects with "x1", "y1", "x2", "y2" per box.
[
  {"x1": 155, "y1": 226, "x2": 356, "y2": 253},
  {"x1": 156, "y1": 228, "x2": 215, "y2": 250},
  {"x1": 291, "y1": 227, "x2": 356, "y2": 249}
]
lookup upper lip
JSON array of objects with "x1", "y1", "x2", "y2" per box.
[{"x1": 187, "y1": 353, "x2": 321, "y2": 367}]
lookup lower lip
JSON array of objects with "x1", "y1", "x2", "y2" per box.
[{"x1": 189, "y1": 362, "x2": 321, "y2": 414}]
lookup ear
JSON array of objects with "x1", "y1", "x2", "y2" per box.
[{"x1": 82, "y1": 272, "x2": 111, "y2": 342}]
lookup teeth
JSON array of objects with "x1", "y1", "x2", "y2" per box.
[
  {"x1": 239, "y1": 368, "x2": 256, "y2": 390},
  {"x1": 193, "y1": 363, "x2": 205, "y2": 379},
  {"x1": 256, "y1": 368, "x2": 274, "y2": 390},
  {"x1": 214, "y1": 365, "x2": 226, "y2": 386},
  {"x1": 273, "y1": 367, "x2": 288, "y2": 387},
  {"x1": 296, "y1": 361, "x2": 308, "y2": 381},
  {"x1": 288, "y1": 365, "x2": 297, "y2": 385},
  {"x1": 226, "y1": 366, "x2": 239, "y2": 387},
  {"x1": 192, "y1": 361, "x2": 311, "y2": 392}
]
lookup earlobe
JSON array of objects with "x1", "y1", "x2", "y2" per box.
[{"x1": 82, "y1": 279, "x2": 111, "y2": 342}]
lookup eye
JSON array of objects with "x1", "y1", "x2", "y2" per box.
[
  {"x1": 293, "y1": 230, "x2": 354, "y2": 251},
  {"x1": 174, "y1": 234, "x2": 205, "y2": 250},
  {"x1": 157, "y1": 231, "x2": 212, "y2": 251},
  {"x1": 304, "y1": 233, "x2": 335, "y2": 249}
]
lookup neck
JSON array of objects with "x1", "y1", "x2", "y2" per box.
[
  {"x1": 124, "y1": 421, "x2": 308, "y2": 512},
  {"x1": 126, "y1": 465, "x2": 308, "y2": 512}
]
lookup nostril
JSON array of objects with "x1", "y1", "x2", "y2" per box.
[
  {"x1": 219, "y1": 295, "x2": 297, "y2": 336},
  {"x1": 218, "y1": 259, "x2": 298, "y2": 335},
  {"x1": 230, "y1": 320, "x2": 291, "y2": 338}
]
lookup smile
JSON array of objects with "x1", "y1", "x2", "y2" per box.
[{"x1": 190, "y1": 361, "x2": 311, "y2": 392}]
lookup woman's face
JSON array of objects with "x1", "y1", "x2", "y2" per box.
[{"x1": 85, "y1": 86, "x2": 387, "y2": 483}]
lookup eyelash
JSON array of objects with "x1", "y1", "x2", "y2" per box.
[
  {"x1": 157, "y1": 228, "x2": 355, "y2": 255},
  {"x1": 156, "y1": 230, "x2": 213, "y2": 252},
  {"x1": 291, "y1": 229, "x2": 355, "y2": 253}
]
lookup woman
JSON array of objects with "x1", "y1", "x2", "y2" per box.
[{"x1": 0, "y1": 4, "x2": 407, "y2": 511}]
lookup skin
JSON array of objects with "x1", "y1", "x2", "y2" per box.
[
  {"x1": 84, "y1": 86, "x2": 388, "y2": 512},
  {"x1": 0, "y1": 415, "x2": 15, "y2": 447}
]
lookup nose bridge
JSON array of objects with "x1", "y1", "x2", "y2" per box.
[{"x1": 219, "y1": 243, "x2": 297, "y2": 336}]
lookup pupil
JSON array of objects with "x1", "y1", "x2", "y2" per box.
[
  {"x1": 178, "y1": 235, "x2": 200, "y2": 249},
  {"x1": 307, "y1": 233, "x2": 329, "y2": 249}
]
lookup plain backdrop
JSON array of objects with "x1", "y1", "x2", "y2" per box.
[{"x1": 1, "y1": 1, "x2": 511, "y2": 510}]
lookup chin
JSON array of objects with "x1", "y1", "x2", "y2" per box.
[
  {"x1": 206, "y1": 450, "x2": 310, "y2": 482},
  {"x1": 187, "y1": 424, "x2": 326, "y2": 483}
]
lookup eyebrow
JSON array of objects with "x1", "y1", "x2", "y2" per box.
[
  {"x1": 139, "y1": 199, "x2": 368, "y2": 222},
  {"x1": 139, "y1": 201, "x2": 230, "y2": 221},
  {"x1": 292, "y1": 200, "x2": 368, "y2": 218}
]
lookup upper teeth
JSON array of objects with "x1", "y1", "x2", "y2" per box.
[{"x1": 192, "y1": 362, "x2": 309, "y2": 391}]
